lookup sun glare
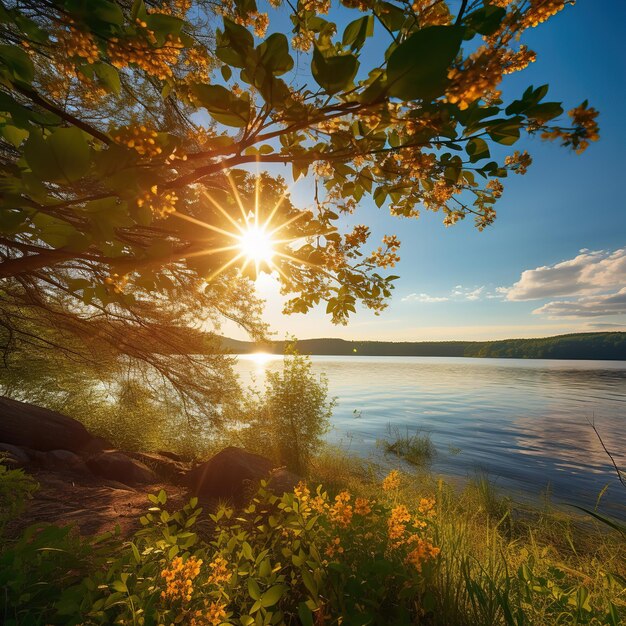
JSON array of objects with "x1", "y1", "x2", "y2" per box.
[{"x1": 237, "y1": 225, "x2": 275, "y2": 264}]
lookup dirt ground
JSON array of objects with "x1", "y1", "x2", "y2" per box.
[{"x1": 8, "y1": 468, "x2": 189, "y2": 538}]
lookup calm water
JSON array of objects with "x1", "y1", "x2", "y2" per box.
[{"x1": 235, "y1": 355, "x2": 626, "y2": 515}]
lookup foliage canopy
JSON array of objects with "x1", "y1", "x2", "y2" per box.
[{"x1": 0, "y1": 0, "x2": 598, "y2": 325}]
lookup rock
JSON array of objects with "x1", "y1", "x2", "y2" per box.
[
  {"x1": 157, "y1": 450, "x2": 186, "y2": 463},
  {"x1": 0, "y1": 396, "x2": 93, "y2": 452},
  {"x1": 86, "y1": 451, "x2": 157, "y2": 486},
  {"x1": 268, "y1": 467, "x2": 301, "y2": 495},
  {"x1": 0, "y1": 442, "x2": 31, "y2": 468},
  {"x1": 126, "y1": 451, "x2": 187, "y2": 484},
  {"x1": 41, "y1": 449, "x2": 86, "y2": 471},
  {"x1": 78, "y1": 436, "x2": 115, "y2": 458},
  {"x1": 185, "y1": 447, "x2": 275, "y2": 503}
]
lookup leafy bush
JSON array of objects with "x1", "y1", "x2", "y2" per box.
[
  {"x1": 1, "y1": 468, "x2": 624, "y2": 625},
  {"x1": 0, "y1": 476, "x2": 440, "y2": 625},
  {"x1": 0, "y1": 456, "x2": 38, "y2": 534},
  {"x1": 233, "y1": 349, "x2": 335, "y2": 474}
]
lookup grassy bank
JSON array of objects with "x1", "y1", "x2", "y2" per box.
[{"x1": 1, "y1": 448, "x2": 625, "y2": 626}]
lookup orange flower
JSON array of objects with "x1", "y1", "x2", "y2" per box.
[
  {"x1": 354, "y1": 497, "x2": 372, "y2": 516},
  {"x1": 329, "y1": 491, "x2": 353, "y2": 528},
  {"x1": 382, "y1": 470, "x2": 401, "y2": 491},
  {"x1": 387, "y1": 505, "x2": 411, "y2": 546},
  {"x1": 160, "y1": 555, "x2": 203, "y2": 602}
]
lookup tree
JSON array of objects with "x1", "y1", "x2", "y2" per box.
[
  {"x1": 232, "y1": 347, "x2": 335, "y2": 474},
  {"x1": 0, "y1": 0, "x2": 598, "y2": 361}
]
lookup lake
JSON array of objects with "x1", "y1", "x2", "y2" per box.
[{"x1": 235, "y1": 355, "x2": 626, "y2": 515}]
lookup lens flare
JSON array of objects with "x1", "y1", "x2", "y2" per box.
[{"x1": 237, "y1": 225, "x2": 274, "y2": 264}]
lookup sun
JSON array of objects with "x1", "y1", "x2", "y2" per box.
[
  {"x1": 237, "y1": 224, "x2": 275, "y2": 264},
  {"x1": 171, "y1": 172, "x2": 313, "y2": 282}
]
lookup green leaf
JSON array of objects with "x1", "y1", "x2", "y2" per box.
[
  {"x1": 190, "y1": 84, "x2": 250, "y2": 127},
  {"x1": 92, "y1": 63, "x2": 121, "y2": 94},
  {"x1": 311, "y1": 45, "x2": 359, "y2": 95},
  {"x1": 1, "y1": 124, "x2": 29, "y2": 147},
  {"x1": 464, "y1": 6, "x2": 506, "y2": 36},
  {"x1": 216, "y1": 18, "x2": 254, "y2": 68},
  {"x1": 525, "y1": 101, "x2": 564, "y2": 122},
  {"x1": 298, "y1": 602, "x2": 314, "y2": 626},
  {"x1": 111, "y1": 580, "x2": 128, "y2": 593},
  {"x1": 247, "y1": 577, "x2": 261, "y2": 600},
  {"x1": 257, "y1": 33, "x2": 294, "y2": 76},
  {"x1": 342, "y1": 15, "x2": 374, "y2": 51},
  {"x1": 221, "y1": 65, "x2": 232, "y2": 81},
  {"x1": 0, "y1": 208, "x2": 28, "y2": 234},
  {"x1": 260, "y1": 584, "x2": 286, "y2": 608},
  {"x1": 386, "y1": 26, "x2": 463, "y2": 101},
  {"x1": 24, "y1": 128, "x2": 90, "y2": 183},
  {"x1": 376, "y1": 1, "x2": 406, "y2": 32},
  {"x1": 466, "y1": 137, "x2": 489, "y2": 162},
  {"x1": 487, "y1": 123, "x2": 520, "y2": 146},
  {"x1": 145, "y1": 13, "x2": 184, "y2": 45},
  {"x1": 0, "y1": 45, "x2": 34, "y2": 83},
  {"x1": 92, "y1": 1, "x2": 125, "y2": 26},
  {"x1": 373, "y1": 186, "x2": 387, "y2": 208}
]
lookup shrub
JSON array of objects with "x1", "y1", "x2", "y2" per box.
[
  {"x1": 234, "y1": 348, "x2": 335, "y2": 474},
  {"x1": 0, "y1": 456, "x2": 38, "y2": 534}
]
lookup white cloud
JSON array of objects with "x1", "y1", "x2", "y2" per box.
[
  {"x1": 506, "y1": 248, "x2": 626, "y2": 301},
  {"x1": 533, "y1": 287, "x2": 626, "y2": 318},
  {"x1": 403, "y1": 285, "x2": 488, "y2": 303},
  {"x1": 402, "y1": 293, "x2": 449, "y2": 303}
]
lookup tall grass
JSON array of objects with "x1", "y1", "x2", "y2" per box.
[
  {"x1": 311, "y1": 449, "x2": 626, "y2": 626},
  {"x1": 378, "y1": 424, "x2": 437, "y2": 466}
]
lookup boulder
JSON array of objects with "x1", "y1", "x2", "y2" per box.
[
  {"x1": 78, "y1": 436, "x2": 115, "y2": 458},
  {"x1": 0, "y1": 442, "x2": 31, "y2": 468},
  {"x1": 157, "y1": 450, "x2": 186, "y2": 463},
  {"x1": 86, "y1": 451, "x2": 157, "y2": 486},
  {"x1": 126, "y1": 451, "x2": 188, "y2": 484},
  {"x1": 0, "y1": 396, "x2": 93, "y2": 452},
  {"x1": 185, "y1": 446, "x2": 275, "y2": 502},
  {"x1": 268, "y1": 467, "x2": 301, "y2": 495},
  {"x1": 41, "y1": 449, "x2": 86, "y2": 471}
]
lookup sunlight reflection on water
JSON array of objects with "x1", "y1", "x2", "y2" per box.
[{"x1": 235, "y1": 355, "x2": 626, "y2": 514}]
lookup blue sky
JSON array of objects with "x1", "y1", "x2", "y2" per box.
[{"x1": 226, "y1": 1, "x2": 626, "y2": 342}]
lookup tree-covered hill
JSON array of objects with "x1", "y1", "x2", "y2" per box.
[{"x1": 219, "y1": 332, "x2": 626, "y2": 361}]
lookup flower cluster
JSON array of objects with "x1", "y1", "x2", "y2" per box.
[
  {"x1": 344, "y1": 224, "x2": 370, "y2": 248},
  {"x1": 57, "y1": 22, "x2": 100, "y2": 64},
  {"x1": 522, "y1": 0, "x2": 566, "y2": 28},
  {"x1": 292, "y1": 29, "x2": 315, "y2": 52},
  {"x1": 447, "y1": 44, "x2": 535, "y2": 110},
  {"x1": 137, "y1": 186, "x2": 179, "y2": 218},
  {"x1": 354, "y1": 497, "x2": 373, "y2": 516},
  {"x1": 382, "y1": 470, "x2": 401, "y2": 492},
  {"x1": 108, "y1": 25, "x2": 184, "y2": 80},
  {"x1": 410, "y1": 0, "x2": 451, "y2": 26},
  {"x1": 149, "y1": 0, "x2": 192, "y2": 18},
  {"x1": 313, "y1": 161, "x2": 334, "y2": 178},
  {"x1": 329, "y1": 491, "x2": 353, "y2": 528},
  {"x1": 190, "y1": 600, "x2": 228, "y2": 626},
  {"x1": 104, "y1": 272, "x2": 128, "y2": 295},
  {"x1": 367, "y1": 235, "x2": 401, "y2": 269},
  {"x1": 505, "y1": 150, "x2": 532, "y2": 174},
  {"x1": 387, "y1": 504, "x2": 412, "y2": 545},
  {"x1": 160, "y1": 556, "x2": 203, "y2": 603},
  {"x1": 207, "y1": 555, "x2": 231, "y2": 586},
  {"x1": 405, "y1": 536, "x2": 440, "y2": 572},
  {"x1": 111, "y1": 125, "x2": 162, "y2": 158}
]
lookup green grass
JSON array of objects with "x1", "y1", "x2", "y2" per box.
[
  {"x1": 378, "y1": 424, "x2": 437, "y2": 466},
  {"x1": 310, "y1": 447, "x2": 626, "y2": 626}
]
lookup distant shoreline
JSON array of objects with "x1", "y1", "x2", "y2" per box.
[{"x1": 219, "y1": 331, "x2": 626, "y2": 361}]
